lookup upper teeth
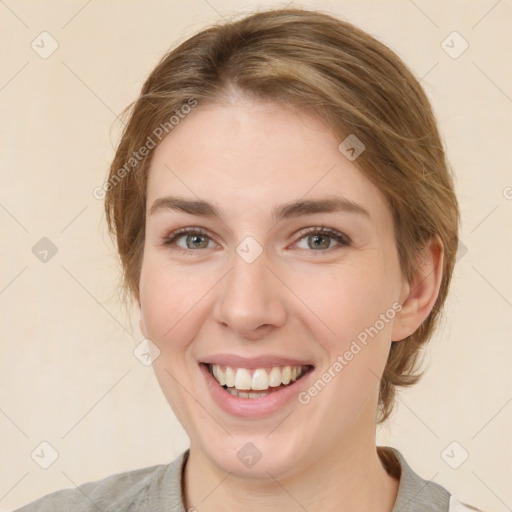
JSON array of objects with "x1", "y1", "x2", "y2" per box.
[{"x1": 210, "y1": 365, "x2": 307, "y2": 391}]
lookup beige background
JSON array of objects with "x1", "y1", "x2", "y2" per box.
[{"x1": 1, "y1": 0, "x2": 511, "y2": 510}]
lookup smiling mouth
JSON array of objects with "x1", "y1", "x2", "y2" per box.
[{"x1": 203, "y1": 363, "x2": 314, "y2": 398}]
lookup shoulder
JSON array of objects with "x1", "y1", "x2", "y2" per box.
[
  {"x1": 13, "y1": 451, "x2": 189, "y2": 512},
  {"x1": 379, "y1": 446, "x2": 484, "y2": 512},
  {"x1": 13, "y1": 465, "x2": 166, "y2": 512}
]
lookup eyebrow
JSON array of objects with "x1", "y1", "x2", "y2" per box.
[{"x1": 149, "y1": 195, "x2": 370, "y2": 222}]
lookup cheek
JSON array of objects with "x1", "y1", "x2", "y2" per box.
[
  {"x1": 140, "y1": 279, "x2": 179, "y2": 342},
  {"x1": 139, "y1": 256, "x2": 188, "y2": 344},
  {"x1": 297, "y1": 261, "x2": 397, "y2": 349},
  {"x1": 138, "y1": 258, "x2": 204, "y2": 416},
  {"x1": 296, "y1": 266, "x2": 398, "y2": 427},
  {"x1": 139, "y1": 253, "x2": 219, "y2": 351}
]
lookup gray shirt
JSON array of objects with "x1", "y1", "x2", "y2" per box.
[{"x1": 13, "y1": 447, "x2": 475, "y2": 511}]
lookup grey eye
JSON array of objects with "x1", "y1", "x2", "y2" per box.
[{"x1": 177, "y1": 233, "x2": 212, "y2": 250}]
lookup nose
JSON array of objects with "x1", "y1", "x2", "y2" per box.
[{"x1": 213, "y1": 247, "x2": 287, "y2": 339}]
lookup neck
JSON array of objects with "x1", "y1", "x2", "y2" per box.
[{"x1": 183, "y1": 432, "x2": 399, "y2": 512}]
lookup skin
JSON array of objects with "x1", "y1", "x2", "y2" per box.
[{"x1": 138, "y1": 94, "x2": 443, "y2": 512}]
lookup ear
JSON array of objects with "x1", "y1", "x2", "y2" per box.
[{"x1": 391, "y1": 236, "x2": 444, "y2": 342}]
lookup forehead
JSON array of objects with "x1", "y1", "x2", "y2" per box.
[{"x1": 146, "y1": 98, "x2": 388, "y2": 222}]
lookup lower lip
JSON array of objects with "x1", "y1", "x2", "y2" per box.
[{"x1": 199, "y1": 363, "x2": 314, "y2": 418}]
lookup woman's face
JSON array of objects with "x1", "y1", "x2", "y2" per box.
[{"x1": 139, "y1": 96, "x2": 409, "y2": 479}]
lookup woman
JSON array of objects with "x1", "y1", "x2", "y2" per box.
[{"x1": 16, "y1": 7, "x2": 479, "y2": 511}]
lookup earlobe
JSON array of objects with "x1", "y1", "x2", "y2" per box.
[{"x1": 391, "y1": 237, "x2": 444, "y2": 342}]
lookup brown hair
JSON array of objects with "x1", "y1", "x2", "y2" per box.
[{"x1": 104, "y1": 7, "x2": 459, "y2": 423}]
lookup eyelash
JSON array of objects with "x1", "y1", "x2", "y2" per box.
[{"x1": 161, "y1": 226, "x2": 351, "y2": 254}]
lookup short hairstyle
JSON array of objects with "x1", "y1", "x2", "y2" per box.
[{"x1": 105, "y1": 7, "x2": 460, "y2": 423}]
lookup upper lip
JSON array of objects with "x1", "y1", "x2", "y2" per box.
[{"x1": 200, "y1": 354, "x2": 314, "y2": 369}]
